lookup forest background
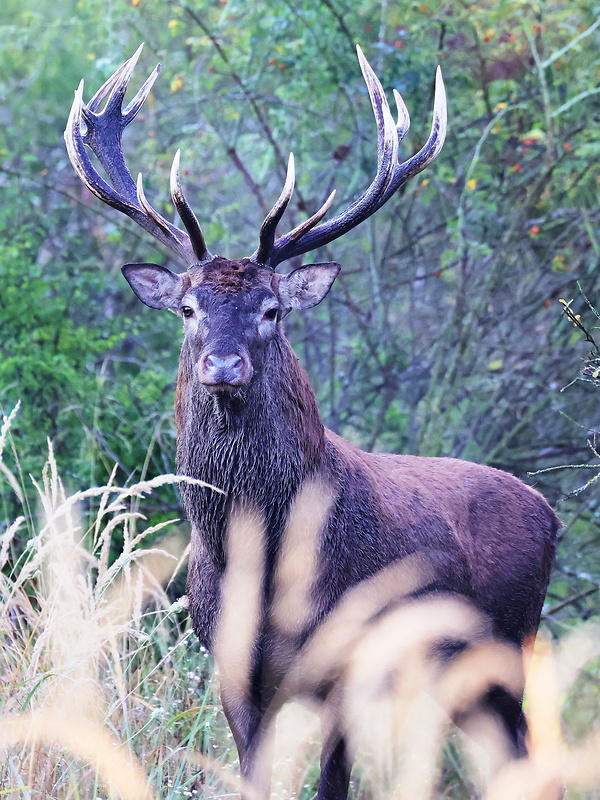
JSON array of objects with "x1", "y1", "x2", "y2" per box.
[{"x1": 0, "y1": 0, "x2": 599, "y2": 797}]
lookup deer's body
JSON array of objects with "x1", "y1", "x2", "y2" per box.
[
  {"x1": 175, "y1": 283, "x2": 557, "y2": 795},
  {"x1": 65, "y1": 47, "x2": 559, "y2": 800},
  {"x1": 179, "y1": 325, "x2": 556, "y2": 654}
]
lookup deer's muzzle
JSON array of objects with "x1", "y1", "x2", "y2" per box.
[{"x1": 198, "y1": 351, "x2": 253, "y2": 395}]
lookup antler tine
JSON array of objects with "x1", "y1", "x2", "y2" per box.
[
  {"x1": 260, "y1": 46, "x2": 398, "y2": 269},
  {"x1": 252, "y1": 156, "x2": 338, "y2": 268},
  {"x1": 66, "y1": 81, "x2": 137, "y2": 212},
  {"x1": 252, "y1": 153, "x2": 295, "y2": 266},
  {"x1": 65, "y1": 47, "x2": 202, "y2": 267},
  {"x1": 379, "y1": 65, "x2": 447, "y2": 205},
  {"x1": 393, "y1": 89, "x2": 410, "y2": 143},
  {"x1": 124, "y1": 63, "x2": 161, "y2": 122},
  {"x1": 273, "y1": 189, "x2": 337, "y2": 252},
  {"x1": 259, "y1": 46, "x2": 446, "y2": 269},
  {"x1": 87, "y1": 44, "x2": 144, "y2": 114},
  {"x1": 170, "y1": 150, "x2": 212, "y2": 263}
]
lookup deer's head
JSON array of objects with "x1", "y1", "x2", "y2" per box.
[{"x1": 65, "y1": 45, "x2": 446, "y2": 397}]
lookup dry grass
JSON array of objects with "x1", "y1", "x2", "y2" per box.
[
  {"x1": 0, "y1": 404, "x2": 599, "y2": 800},
  {"x1": 0, "y1": 406, "x2": 233, "y2": 799}
]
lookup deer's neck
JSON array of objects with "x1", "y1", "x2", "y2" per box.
[{"x1": 175, "y1": 334, "x2": 326, "y2": 568}]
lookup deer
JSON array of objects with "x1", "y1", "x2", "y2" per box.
[{"x1": 65, "y1": 45, "x2": 559, "y2": 799}]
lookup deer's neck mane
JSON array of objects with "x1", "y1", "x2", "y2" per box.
[{"x1": 175, "y1": 333, "x2": 326, "y2": 568}]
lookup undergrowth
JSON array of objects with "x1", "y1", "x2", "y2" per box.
[{"x1": 0, "y1": 403, "x2": 599, "y2": 800}]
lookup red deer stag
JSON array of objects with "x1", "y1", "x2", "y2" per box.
[{"x1": 65, "y1": 45, "x2": 558, "y2": 799}]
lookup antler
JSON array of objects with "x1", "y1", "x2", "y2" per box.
[
  {"x1": 65, "y1": 44, "x2": 211, "y2": 266},
  {"x1": 252, "y1": 45, "x2": 447, "y2": 269}
]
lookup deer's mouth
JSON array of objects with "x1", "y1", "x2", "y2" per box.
[{"x1": 203, "y1": 381, "x2": 242, "y2": 397}]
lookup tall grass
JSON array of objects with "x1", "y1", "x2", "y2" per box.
[
  {"x1": 0, "y1": 405, "x2": 234, "y2": 799},
  {"x1": 1, "y1": 404, "x2": 599, "y2": 800}
]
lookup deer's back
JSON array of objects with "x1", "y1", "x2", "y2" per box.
[{"x1": 315, "y1": 430, "x2": 559, "y2": 645}]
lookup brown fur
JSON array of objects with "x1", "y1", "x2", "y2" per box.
[
  {"x1": 69, "y1": 46, "x2": 557, "y2": 798},
  {"x1": 170, "y1": 260, "x2": 559, "y2": 800},
  {"x1": 190, "y1": 257, "x2": 268, "y2": 293}
]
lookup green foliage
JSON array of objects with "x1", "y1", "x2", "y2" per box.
[{"x1": 0, "y1": 184, "x2": 180, "y2": 534}]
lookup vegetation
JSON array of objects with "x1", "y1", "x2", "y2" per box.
[{"x1": 1, "y1": 0, "x2": 599, "y2": 797}]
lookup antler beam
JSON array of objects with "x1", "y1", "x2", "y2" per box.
[
  {"x1": 253, "y1": 45, "x2": 447, "y2": 269},
  {"x1": 66, "y1": 45, "x2": 445, "y2": 273},
  {"x1": 64, "y1": 44, "x2": 211, "y2": 266}
]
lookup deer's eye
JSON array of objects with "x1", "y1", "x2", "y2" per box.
[
  {"x1": 263, "y1": 307, "x2": 278, "y2": 322},
  {"x1": 181, "y1": 306, "x2": 194, "y2": 318}
]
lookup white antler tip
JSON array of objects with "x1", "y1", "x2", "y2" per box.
[
  {"x1": 356, "y1": 43, "x2": 374, "y2": 80},
  {"x1": 131, "y1": 43, "x2": 145, "y2": 63},
  {"x1": 435, "y1": 67, "x2": 446, "y2": 98},
  {"x1": 171, "y1": 150, "x2": 183, "y2": 192},
  {"x1": 284, "y1": 153, "x2": 296, "y2": 192}
]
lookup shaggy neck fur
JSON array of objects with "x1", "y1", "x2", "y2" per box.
[{"x1": 175, "y1": 330, "x2": 326, "y2": 571}]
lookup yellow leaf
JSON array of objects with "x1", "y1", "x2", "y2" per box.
[
  {"x1": 466, "y1": 178, "x2": 477, "y2": 191},
  {"x1": 170, "y1": 74, "x2": 184, "y2": 92},
  {"x1": 523, "y1": 128, "x2": 545, "y2": 141},
  {"x1": 494, "y1": 102, "x2": 507, "y2": 111},
  {"x1": 487, "y1": 359, "x2": 503, "y2": 371},
  {"x1": 168, "y1": 19, "x2": 179, "y2": 29}
]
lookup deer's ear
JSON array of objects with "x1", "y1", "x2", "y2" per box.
[
  {"x1": 277, "y1": 262, "x2": 340, "y2": 313},
  {"x1": 122, "y1": 263, "x2": 185, "y2": 310}
]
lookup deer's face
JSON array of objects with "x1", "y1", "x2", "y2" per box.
[{"x1": 122, "y1": 257, "x2": 339, "y2": 396}]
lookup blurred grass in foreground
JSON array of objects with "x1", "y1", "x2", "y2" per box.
[{"x1": 0, "y1": 404, "x2": 599, "y2": 800}]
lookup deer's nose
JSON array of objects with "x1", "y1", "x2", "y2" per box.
[
  {"x1": 205, "y1": 354, "x2": 243, "y2": 373},
  {"x1": 198, "y1": 351, "x2": 252, "y2": 392}
]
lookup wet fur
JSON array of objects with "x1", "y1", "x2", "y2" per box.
[{"x1": 176, "y1": 297, "x2": 559, "y2": 796}]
